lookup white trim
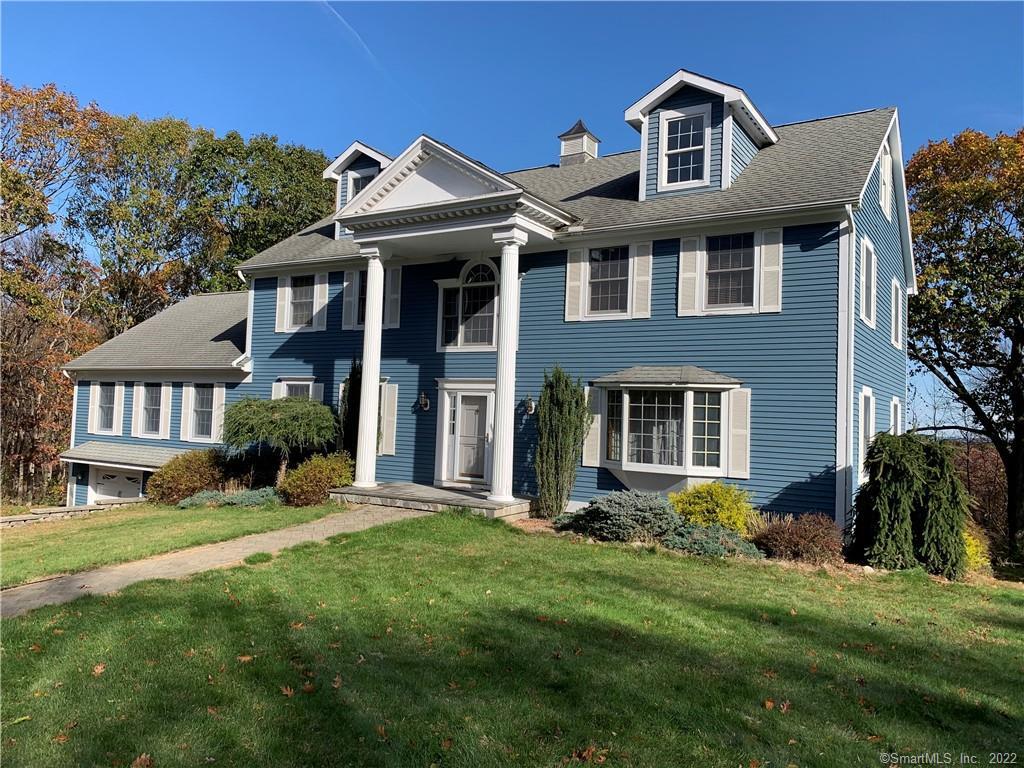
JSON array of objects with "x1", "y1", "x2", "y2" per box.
[
  {"x1": 244, "y1": 278, "x2": 254, "y2": 356},
  {"x1": 859, "y1": 236, "x2": 877, "y2": 328},
  {"x1": 59, "y1": 456, "x2": 168, "y2": 473},
  {"x1": 277, "y1": 272, "x2": 328, "y2": 333},
  {"x1": 675, "y1": 228, "x2": 781, "y2": 317},
  {"x1": 181, "y1": 382, "x2": 223, "y2": 443},
  {"x1": 87, "y1": 464, "x2": 145, "y2": 504},
  {"x1": 88, "y1": 380, "x2": 123, "y2": 436},
  {"x1": 879, "y1": 140, "x2": 893, "y2": 220},
  {"x1": 434, "y1": 378, "x2": 496, "y2": 488},
  {"x1": 638, "y1": 117, "x2": 649, "y2": 201},
  {"x1": 69, "y1": 377, "x2": 78, "y2": 447},
  {"x1": 889, "y1": 396, "x2": 902, "y2": 436},
  {"x1": 347, "y1": 166, "x2": 378, "y2": 202},
  {"x1": 890, "y1": 277, "x2": 902, "y2": 348},
  {"x1": 835, "y1": 208, "x2": 855, "y2": 523},
  {"x1": 624, "y1": 68, "x2": 778, "y2": 146},
  {"x1": 273, "y1": 377, "x2": 319, "y2": 400},
  {"x1": 720, "y1": 110, "x2": 734, "y2": 190},
  {"x1": 858, "y1": 386, "x2": 875, "y2": 485},
  {"x1": 322, "y1": 140, "x2": 391, "y2": 180},
  {"x1": 656, "y1": 104, "x2": 713, "y2": 193},
  {"x1": 435, "y1": 257, "x2": 500, "y2": 351}
]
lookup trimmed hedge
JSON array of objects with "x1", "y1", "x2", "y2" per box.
[
  {"x1": 662, "y1": 522, "x2": 763, "y2": 559},
  {"x1": 669, "y1": 482, "x2": 754, "y2": 535},
  {"x1": 753, "y1": 513, "x2": 843, "y2": 565},
  {"x1": 177, "y1": 488, "x2": 280, "y2": 509},
  {"x1": 147, "y1": 450, "x2": 224, "y2": 504},
  {"x1": 278, "y1": 453, "x2": 353, "y2": 507},
  {"x1": 553, "y1": 490, "x2": 677, "y2": 543}
]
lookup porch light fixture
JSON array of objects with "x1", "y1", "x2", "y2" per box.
[
  {"x1": 418, "y1": 391, "x2": 430, "y2": 411},
  {"x1": 524, "y1": 394, "x2": 536, "y2": 415}
]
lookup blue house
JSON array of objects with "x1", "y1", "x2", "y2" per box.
[{"x1": 61, "y1": 70, "x2": 914, "y2": 523}]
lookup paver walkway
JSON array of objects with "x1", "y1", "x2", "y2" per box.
[{"x1": 1, "y1": 506, "x2": 429, "y2": 618}]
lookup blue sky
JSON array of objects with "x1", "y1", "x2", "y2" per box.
[{"x1": 3, "y1": 2, "x2": 1022, "y2": 171}]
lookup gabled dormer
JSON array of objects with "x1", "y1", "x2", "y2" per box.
[
  {"x1": 323, "y1": 141, "x2": 392, "y2": 238},
  {"x1": 625, "y1": 70, "x2": 778, "y2": 201}
]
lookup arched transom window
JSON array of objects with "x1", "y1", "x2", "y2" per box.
[{"x1": 439, "y1": 259, "x2": 498, "y2": 349}]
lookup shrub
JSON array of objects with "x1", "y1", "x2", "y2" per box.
[
  {"x1": 753, "y1": 514, "x2": 843, "y2": 565},
  {"x1": 147, "y1": 450, "x2": 224, "y2": 504},
  {"x1": 662, "y1": 522, "x2": 764, "y2": 559},
  {"x1": 914, "y1": 440, "x2": 968, "y2": 580},
  {"x1": 669, "y1": 482, "x2": 754, "y2": 536},
  {"x1": 964, "y1": 523, "x2": 992, "y2": 573},
  {"x1": 553, "y1": 490, "x2": 676, "y2": 542},
  {"x1": 278, "y1": 452, "x2": 353, "y2": 506},
  {"x1": 534, "y1": 366, "x2": 592, "y2": 518},
  {"x1": 177, "y1": 487, "x2": 280, "y2": 509}
]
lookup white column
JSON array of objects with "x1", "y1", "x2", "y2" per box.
[
  {"x1": 488, "y1": 226, "x2": 528, "y2": 502},
  {"x1": 354, "y1": 245, "x2": 387, "y2": 488}
]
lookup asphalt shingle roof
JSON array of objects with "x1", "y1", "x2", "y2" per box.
[
  {"x1": 61, "y1": 441, "x2": 189, "y2": 469},
  {"x1": 65, "y1": 292, "x2": 247, "y2": 371},
  {"x1": 593, "y1": 365, "x2": 740, "y2": 386},
  {"x1": 238, "y1": 108, "x2": 894, "y2": 270}
]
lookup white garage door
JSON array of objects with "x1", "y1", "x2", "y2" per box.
[{"x1": 92, "y1": 468, "x2": 143, "y2": 501}]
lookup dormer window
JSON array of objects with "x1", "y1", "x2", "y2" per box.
[
  {"x1": 349, "y1": 170, "x2": 375, "y2": 201},
  {"x1": 658, "y1": 104, "x2": 711, "y2": 191}
]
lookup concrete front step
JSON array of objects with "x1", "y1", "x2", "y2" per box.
[{"x1": 329, "y1": 482, "x2": 531, "y2": 521}]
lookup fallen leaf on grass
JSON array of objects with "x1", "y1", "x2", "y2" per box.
[
  {"x1": 302, "y1": 682, "x2": 316, "y2": 694},
  {"x1": 442, "y1": 738, "x2": 453, "y2": 751},
  {"x1": 762, "y1": 699, "x2": 775, "y2": 711},
  {"x1": 280, "y1": 685, "x2": 294, "y2": 698},
  {"x1": 130, "y1": 755, "x2": 154, "y2": 768},
  {"x1": 331, "y1": 675, "x2": 342, "y2": 689},
  {"x1": 29, "y1": 643, "x2": 42, "y2": 653},
  {"x1": 289, "y1": 621, "x2": 304, "y2": 630},
  {"x1": 375, "y1": 724, "x2": 388, "y2": 740},
  {"x1": 867, "y1": 735, "x2": 883, "y2": 743},
  {"x1": 779, "y1": 700, "x2": 791, "y2": 714},
  {"x1": 92, "y1": 663, "x2": 106, "y2": 677},
  {"x1": 236, "y1": 655, "x2": 254, "y2": 664},
  {"x1": 206, "y1": 706, "x2": 220, "y2": 719},
  {"x1": 52, "y1": 733, "x2": 69, "y2": 744}
]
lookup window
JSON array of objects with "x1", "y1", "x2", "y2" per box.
[
  {"x1": 286, "y1": 382, "x2": 312, "y2": 399},
  {"x1": 348, "y1": 170, "x2": 375, "y2": 200},
  {"x1": 357, "y1": 269, "x2": 368, "y2": 326},
  {"x1": 289, "y1": 275, "x2": 315, "y2": 328},
  {"x1": 706, "y1": 233, "x2": 755, "y2": 308},
  {"x1": 587, "y1": 246, "x2": 630, "y2": 314},
  {"x1": 890, "y1": 279, "x2": 902, "y2": 348},
  {"x1": 142, "y1": 383, "x2": 162, "y2": 435},
  {"x1": 879, "y1": 141, "x2": 893, "y2": 220},
  {"x1": 691, "y1": 391, "x2": 723, "y2": 467},
  {"x1": 438, "y1": 260, "x2": 498, "y2": 349},
  {"x1": 658, "y1": 105, "x2": 711, "y2": 190},
  {"x1": 890, "y1": 397, "x2": 902, "y2": 436},
  {"x1": 192, "y1": 384, "x2": 214, "y2": 439},
  {"x1": 98, "y1": 383, "x2": 116, "y2": 431},
  {"x1": 859, "y1": 387, "x2": 875, "y2": 483},
  {"x1": 606, "y1": 390, "x2": 622, "y2": 461},
  {"x1": 860, "y1": 238, "x2": 877, "y2": 327},
  {"x1": 628, "y1": 389, "x2": 685, "y2": 466}
]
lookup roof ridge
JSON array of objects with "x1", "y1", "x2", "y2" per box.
[
  {"x1": 188, "y1": 290, "x2": 247, "y2": 297},
  {"x1": 506, "y1": 148, "x2": 639, "y2": 175},
  {"x1": 773, "y1": 107, "x2": 894, "y2": 129}
]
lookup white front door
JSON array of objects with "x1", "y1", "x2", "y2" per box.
[
  {"x1": 437, "y1": 384, "x2": 495, "y2": 487},
  {"x1": 92, "y1": 467, "x2": 143, "y2": 501}
]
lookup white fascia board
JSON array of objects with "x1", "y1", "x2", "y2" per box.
[
  {"x1": 58, "y1": 457, "x2": 169, "y2": 472},
  {"x1": 323, "y1": 141, "x2": 393, "y2": 180},
  {"x1": 624, "y1": 69, "x2": 778, "y2": 146}
]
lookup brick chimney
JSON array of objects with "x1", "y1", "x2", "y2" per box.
[{"x1": 558, "y1": 119, "x2": 600, "y2": 166}]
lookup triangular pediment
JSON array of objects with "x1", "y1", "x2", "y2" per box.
[{"x1": 340, "y1": 136, "x2": 518, "y2": 217}]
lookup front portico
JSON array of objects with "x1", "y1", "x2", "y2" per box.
[{"x1": 336, "y1": 135, "x2": 575, "y2": 503}]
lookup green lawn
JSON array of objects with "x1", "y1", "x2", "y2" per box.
[
  {"x1": 2, "y1": 513, "x2": 1021, "y2": 767},
  {"x1": 0, "y1": 502, "x2": 341, "y2": 588}
]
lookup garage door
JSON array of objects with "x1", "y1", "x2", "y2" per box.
[{"x1": 93, "y1": 469, "x2": 143, "y2": 501}]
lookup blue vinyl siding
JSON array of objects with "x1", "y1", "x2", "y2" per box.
[
  {"x1": 645, "y1": 86, "x2": 724, "y2": 199},
  {"x1": 336, "y1": 155, "x2": 383, "y2": 210},
  {"x1": 852, "y1": 141, "x2": 909, "y2": 497},
  {"x1": 70, "y1": 462, "x2": 89, "y2": 505},
  {"x1": 731, "y1": 121, "x2": 758, "y2": 181}
]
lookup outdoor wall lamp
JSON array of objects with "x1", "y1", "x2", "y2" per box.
[
  {"x1": 418, "y1": 391, "x2": 431, "y2": 411},
  {"x1": 524, "y1": 394, "x2": 536, "y2": 415}
]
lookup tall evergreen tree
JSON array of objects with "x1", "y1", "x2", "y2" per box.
[
  {"x1": 534, "y1": 366, "x2": 591, "y2": 518},
  {"x1": 916, "y1": 440, "x2": 968, "y2": 580}
]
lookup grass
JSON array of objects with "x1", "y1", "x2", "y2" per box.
[
  {"x1": 0, "y1": 502, "x2": 341, "y2": 588},
  {"x1": 1, "y1": 513, "x2": 1021, "y2": 767}
]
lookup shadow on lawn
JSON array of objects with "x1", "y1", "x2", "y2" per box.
[{"x1": 5, "y1": 569, "x2": 1016, "y2": 768}]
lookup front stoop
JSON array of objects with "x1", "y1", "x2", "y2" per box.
[{"x1": 329, "y1": 482, "x2": 531, "y2": 521}]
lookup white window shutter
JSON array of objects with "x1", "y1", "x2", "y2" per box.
[
  {"x1": 159, "y1": 382, "x2": 172, "y2": 439},
  {"x1": 271, "y1": 381, "x2": 284, "y2": 400},
  {"x1": 342, "y1": 271, "x2": 359, "y2": 330},
  {"x1": 565, "y1": 249, "x2": 586, "y2": 321},
  {"x1": 275, "y1": 276, "x2": 289, "y2": 332},
  {"x1": 631, "y1": 242, "x2": 653, "y2": 319},
  {"x1": 112, "y1": 383, "x2": 125, "y2": 436},
  {"x1": 212, "y1": 384, "x2": 226, "y2": 442},
  {"x1": 380, "y1": 383, "x2": 398, "y2": 456},
  {"x1": 759, "y1": 229, "x2": 783, "y2": 313},
  {"x1": 88, "y1": 382, "x2": 98, "y2": 433},
  {"x1": 581, "y1": 386, "x2": 603, "y2": 467},
  {"x1": 728, "y1": 388, "x2": 751, "y2": 479},
  {"x1": 677, "y1": 237, "x2": 701, "y2": 316},
  {"x1": 337, "y1": 382, "x2": 345, "y2": 409},
  {"x1": 312, "y1": 273, "x2": 329, "y2": 331},
  {"x1": 383, "y1": 267, "x2": 402, "y2": 329},
  {"x1": 180, "y1": 384, "x2": 193, "y2": 440},
  {"x1": 311, "y1": 382, "x2": 325, "y2": 403},
  {"x1": 131, "y1": 383, "x2": 143, "y2": 437}
]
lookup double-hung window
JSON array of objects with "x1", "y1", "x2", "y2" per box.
[
  {"x1": 142, "y1": 383, "x2": 162, "y2": 436},
  {"x1": 289, "y1": 275, "x2": 315, "y2": 328},
  {"x1": 706, "y1": 233, "x2": 755, "y2": 309},
  {"x1": 439, "y1": 261, "x2": 498, "y2": 350},
  {"x1": 97, "y1": 382, "x2": 116, "y2": 432},
  {"x1": 588, "y1": 246, "x2": 630, "y2": 315},
  {"x1": 192, "y1": 384, "x2": 215, "y2": 439},
  {"x1": 659, "y1": 104, "x2": 711, "y2": 190}
]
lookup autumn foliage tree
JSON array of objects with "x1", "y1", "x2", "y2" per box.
[{"x1": 905, "y1": 128, "x2": 1024, "y2": 558}]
